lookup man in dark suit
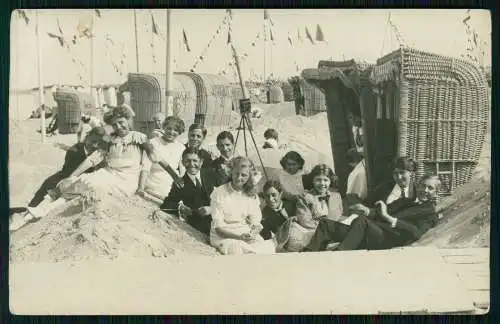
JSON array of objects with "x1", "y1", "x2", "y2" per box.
[
  {"x1": 346, "y1": 156, "x2": 418, "y2": 217},
  {"x1": 21, "y1": 127, "x2": 106, "y2": 211},
  {"x1": 302, "y1": 175, "x2": 441, "y2": 252},
  {"x1": 160, "y1": 147, "x2": 222, "y2": 235},
  {"x1": 260, "y1": 180, "x2": 297, "y2": 240}
]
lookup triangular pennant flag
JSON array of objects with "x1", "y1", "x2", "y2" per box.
[
  {"x1": 47, "y1": 32, "x2": 65, "y2": 47},
  {"x1": 462, "y1": 15, "x2": 471, "y2": 24},
  {"x1": 297, "y1": 28, "x2": 302, "y2": 42},
  {"x1": 183, "y1": 29, "x2": 191, "y2": 52},
  {"x1": 264, "y1": 9, "x2": 269, "y2": 20},
  {"x1": 17, "y1": 10, "x2": 30, "y2": 25},
  {"x1": 473, "y1": 31, "x2": 478, "y2": 46},
  {"x1": 316, "y1": 24, "x2": 325, "y2": 41},
  {"x1": 226, "y1": 9, "x2": 232, "y2": 18},
  {"x1": 305, "y1": 27, "x2": 314, "y2": 44},
  {"x1": 151, "y1": 14, "x2": 159, "y2": 35},
  {"x1": 94, "y1": 9, "x2": 102, "y2": 18},
  {"x1": 288, "y1": 34, "x2": 293, "y2": 46},
  {"x1": 270, "y1": 29, "x2": 274, "y2": 42},
  {"x1": 227, "y1": 30, "x2": 232, "y2": 44}
]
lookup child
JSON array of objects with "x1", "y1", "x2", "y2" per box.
[
  {"x1": 260, "y1": 180, "x2": 297, "y2": 240},
  {"x1": 212, "y1": 131, "x2": 235, "y2": 184},
  {"x1": 277, "y1": 151, "x2": 307, "y2": 199},
  {"x1": 185, "y1": 123, "x2": 213, "y2": 168},
  {"x1": 262, "y1": 128, "x2": 279, "y2": 149},
  {"x1": 277, "y1": 164, "x2": 344, "y2": 252}
]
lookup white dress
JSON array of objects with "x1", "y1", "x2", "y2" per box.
[
  {"x1": 144, "y1": 137, "x2": 185, "y2": 200},
  {"x1": 210, "y1": 183, "x2": 276, "y2": 255},
  {"x1": 59, "y1": 131, "x2": 152, "y2": 199}
]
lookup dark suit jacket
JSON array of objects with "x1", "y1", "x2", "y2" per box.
[
  {"x1": 211, "y1": 156, "x2": 231, "y2": 185},
  {"x1": 160, "y1": 168, "x2": 221, "y2": 215},
  {"x1": 28, "y1": 143, "x2": 104, "y2": 207},
  {"x1": 365, "y1": 198, "x2": 438, "y2": 249},
  {"x1": 345, "y1": 179, "x2": 417, "y2": 214},
  {"x1": 260, "y1": 199, "x2": 297, "y2": 240}
]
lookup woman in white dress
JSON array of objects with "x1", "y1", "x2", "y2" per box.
[
  {"x1": 209, "y1": 156, "x2": 275, "y2": 255},
  {"x1": 17, "y1": 105, "x2": 156, "y2": 224},
  {"x1": 140, "y1": 116, "x2": 186, "y2": 201}
]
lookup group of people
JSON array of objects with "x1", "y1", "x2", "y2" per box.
[{"x1": 10, "y1": 104, "x2": 442, "y2": 256}]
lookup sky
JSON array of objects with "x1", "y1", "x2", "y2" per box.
[{"x1": 10, "y1": 9, "x2": 491, "y2": 90}]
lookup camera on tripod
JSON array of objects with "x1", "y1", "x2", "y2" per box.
[{"x1": 239, "y1": 98, "x2": 252, "y2": 115}]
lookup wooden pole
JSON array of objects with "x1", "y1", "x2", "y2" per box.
[
  {"x1": 263, "y1": 13, "x2": 267, "y2": 83},
  {"x1": 165, "y1": 9, "x2": 173, "y2": 116},
  {"x1": 35, "y1": 10, "x2": 46, "y2": 143},
  {"x1": 134, "y1": 9, "x2": 140, "y2": 72},
  {"x1": 231, "y1": 44, "x2": 249, "y2": 99}
]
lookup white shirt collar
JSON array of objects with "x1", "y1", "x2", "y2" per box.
[
  {"x1": 187, "y1": 172, "x2": 202, "y2": 185},
  {"x1": 386, "y1": 184, "x2": 410, "y2": 204}
]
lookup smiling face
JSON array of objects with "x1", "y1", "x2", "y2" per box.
[
  {"x1": 264, "y1": 186, "x2": 282, "y2": 210},
  {"x1": 231, "y1": 163, "x2": 251, "y2": 190},
  {"x1": 417, "y1": 178, "x2": 440, "y2": 202},
  {"x1": 312, "y1": 174, "x2": 331, "y2": 195},
  {"x1": 182, "y1": 153, "x2": 203, "y2": 175},
  {"x1": 188, "y1": 129, "x2": 205, "y2": 149},
  {"x1": 217, "y1": 138, "x2": 234, "y2": 159},
  {"x1": 284, "y1": 158, "x2": 301, "y2": 175},
  {"x1": 111, "y1": 117, "x2": 131, "y2": 137},
  {"x1": 393, "y1": 168, "x2": 412, "y2": 189},
  {"x1": 162, "y1": 123, "x2": 180, "y2": 143}
]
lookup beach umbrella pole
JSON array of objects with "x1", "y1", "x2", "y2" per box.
[
  {"x1": 165, "y1": 9, "x2": 174, "y2": 117},
  {"x1": 35, "y1": 10, "x2": 46, "y2": 143}
]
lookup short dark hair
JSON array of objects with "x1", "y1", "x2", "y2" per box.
[
  {"x1": 86, "y1": 126, "x2": 107, "y2": 139},
  {"x1": 182, "y1": 147, "x2": 203, "y2": 160},
  {"x1": 216, "y1": 131, "x2": 234, "y2": 144},
  {"x1": 163, "y1": 116, "x2": 185, "y2": 134},
  {"x1": 188, "y1": 123, "x2": 207, "y2": 138},
  {"x1": 392, "y1": 156, "x2": 417, "y2": 172},
  {"x1": 309, "y1": 164, "x2": 337, "y2": 190},
  {"x1": 264, "y1": 128, "x2": 278, "y2": 140},
  {"x1": 263, "y1": 180, "x2": 282, "y2": 194},
  {"x1": 280, "y1": 151, "x2": 305, "y2": 170}
]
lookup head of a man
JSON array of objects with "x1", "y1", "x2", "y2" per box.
[
  {"x1": 416, "y1": 175, "x2": 441, "y2": 202},
  {"x1": 392, "y1": 157, "x2": 417, "y2": 189},
  {"x1": 182, "y1": 147, "x2": 203, "y2": 176}
]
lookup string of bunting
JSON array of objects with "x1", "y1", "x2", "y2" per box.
[
  {"x1": 388, "y1": 13, "x2": 405, "y2": 47},
  {"x1": 189, "y1": 13, "x2": 229, "y2": 72}
]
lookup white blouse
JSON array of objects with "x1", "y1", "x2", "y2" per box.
[
  {"x1": 277, "y1": 169, "x2": 306, "y2": 197},
  {"x1": 144, "y1": 137, "x2": 185, "y2": 199}
]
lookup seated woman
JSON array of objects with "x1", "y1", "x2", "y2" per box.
[
  {"x1": 260, "y1": 180, "x2": 297, "y2": 240},
  {"x1": 302, "y1": 175, "x2": 441, "y2": 252},
  {"x1": 275, "y1": 164, "x2": 344, "y2": 252},
  {"x1": 12, "y1": 105, "x2": 157, "y2": 228},
  {"x1": 140, "y1": 116, "x2": 186, "y2": 201},
  {"x1": 277, "y1": 151, "x2": 307, "y2": 200},
  {"x1": 209, "y1": 156, "x2": 274, "y2": 255}
]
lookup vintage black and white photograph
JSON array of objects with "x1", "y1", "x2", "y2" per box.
[{"x1": 8, "y1": 9, "x2": 491, "y2": 315}]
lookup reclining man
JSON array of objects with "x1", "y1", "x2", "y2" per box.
[{"x1": 302, "y1": 174, "x2": 441, "y2": 252}]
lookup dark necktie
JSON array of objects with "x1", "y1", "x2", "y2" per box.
[
  {"x1": 401, "y1": 189, "x2": 406, "y2": 199},
  {"x1": 195, "y1": 177, "x2": 203, "y2": 190},
  {"x1": 318, "y1": 195, "x2": 329, "y2": 203}
]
